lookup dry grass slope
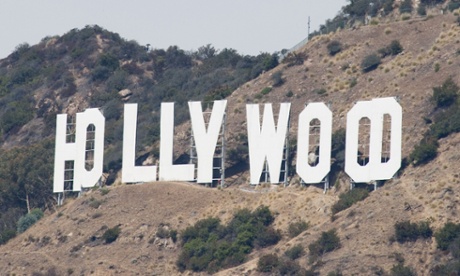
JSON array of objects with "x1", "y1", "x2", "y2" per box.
[{"x1": 3, "y1": 11, "x2": 460, "y2": 275}]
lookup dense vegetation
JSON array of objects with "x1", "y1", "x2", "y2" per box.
[
  {"x1": 176, "y1": 206, "x2": 280, "y2": 273},
  {"x1": 256, "y1": 253, "x2": 310, "y2": 275},
  {"x1": 0, "y1": 26, "x2": 279, "y2": 246},
  {"x1": 394, "y1": 220, "x2": 432, "y2": 243},
  {"x1": 411, "y1": 77, "x2": 460, "y2": 165},
  {"x1": 309, "y1": 0, "x2": 460, "y2": 39},
  {"x1": 331, "y1": 188, "x2": 369, "y2": 215},
  {"x1": 432, "y1": 222, "x2": 460, "y2": 274}
]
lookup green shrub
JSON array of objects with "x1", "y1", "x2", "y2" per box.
[
  {"x1": 399, "y1": 0, "x2": 413, "y2": 13},
  {"x1": 278, "y1": 259, "x2": 305, "y2": 275},
  {"x1": 418, "y1": 221, "x2": 433, "y2": 238},
  {"x1": 327, "y1": 40, "x2": 343, "y2": 56},
  {"x1": 417, "y1": 4, "x2": 427, "y2": 15},
  {"x1": 432, "y1": 77, "x2": 459, "y2": 108},
  {"x1": 448, "y1": 1, "x2": 460, "y2": 11},
  {"x1": 308, "y1": 229, "x2": 341, "y2": 261},
  {"x1": 331, "y1": 188, "x2": 369, "y2": 215},
  {"x1": 284, "y1": 244, "x2": 304, "y2": 260},
  {"x1": 17, "y1": 208, "x2": 44, "y2": 233},
  {"x1": 431, "y1": 262, "x2": 460, "y2": 275},
  {"x1": 271, "y1": 71, "x2": 284, "y2": 87},
  {"x1": 434, "y1": 63, "x2": 440, "y2": 72},
  {"x1": 328, "y1": 271, "x2": 344, "y2": 276},
  {"x1": 257, "y1": 253, "x2": 279, "y2": 272},
  {"x1": 361, "y1": 54, "x2": 381, "y2": 72},
  {"x1": 91, "y1": 65, "x2": 112, "y2": 81},
  {"x1": 378, "y1": 40, "x2": 404, "y2": 58},
  {"x1": 288, "y1": 220, "x2": 309, "y2": 238},
  {"x1": 102, "y1": 225, "x2": 121, "y2": 244},
  {"x1": 390, "y1": 263, "x2": 416, "y2": 276},
  {"x1": 260, "y1": 87, "x2": 272, "y2": 95},
  {"x1": 0, "y1": 100, "x2": 34, "y2": 134},
  {"x1": 383, "y1": 0, "x2": 395, "y2": 14},
  {"x1": 394, "y1": 220, "x2": 432, "y2": 243},
  {"x1": 410, "y1": 139, "x2": 438, "y2": 166},
  {"x1": 314, "y1": 88, "x2": 327, "y2": 95},
  {"x1": 389, "y1": 40, "x2": 403, "y2": 55},
  {"x1": 88, "y1": 197, "x2": 103, "y2": 209},
  {"x1": 449, "y1": 236, "x2": 460, "y2": 259},
  {"x1": 100, "y1": 187, "x2": 110, "y2": 195},
  {"x1": 30, "y1": 208, "x2": 44, "y2": 220},
  {"x1": 0, "y1": 229, "x2": 16, "y2": 244},
  {"x1": 349, "y1": 77, "x2": 357, "y2": 88},
  {"x1": 420, "y1": 0, "x2": 445, "y2": 6},
  {"x1": 177, "y1": 206, "x2": 280, "y2": 273},
  {"x1": 395, "y1": 221, "x2": 419, "y2": 243},
  {"x1": 254, "y1": 227, "x2": 281, "y2": 247},
  {"x1": 435, "y1": 222, "x2": 460, "y2": 250}
]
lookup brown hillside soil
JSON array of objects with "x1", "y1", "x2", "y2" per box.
[
  {"x1": 0, "y1": 182, "x2": 335, "y2": 275},
  {"x1": 3, "y1": 11, "x2": 460, "y2": 276}
]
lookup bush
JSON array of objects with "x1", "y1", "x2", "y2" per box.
[
  {"x1": 390, "y1": 263, "x2": 416, "y2": 276},
  {"x1": 378, "y1": 40, "x2": 404, "y2": 58},
  {"x1": 399, "y1": 0, "x2": 413, "y2": 13},
  {"x1": 102, "y1": 225, "x2": 121, "y2": 244},
  {"x1": 418, "y1": 221, "x2": 433, "y2": 238},
  {"x1": 383, "y1": 0, "x2": 395, "y2": 14},
  {"x1": 254, "y1": 227, "x2": 282, "y2": 247},
  {"x1": 309, "y1": 229, "x2": 341, "y2": 261},
  {"x1": 288, "y1": 220, "x2": 309, "y2": 238},
  {"x1": 395, "y1": 221, "x2": 419, "y2": 243},
  {"x1": 361, "y1": 54, "x2": 381, "y2": 72},
  {"x1": 448, "y1": 1, "x2": 460, "y2": 11},
  {"x1": 435, "y1": 222, "x2": 460, "y2": 250},
  {"x1": 389, "y1": 40, "x2": 403, "y2": 55},
  {"x1": 417, "y1": 4, "x2": 427, "y2": 15},
  {"x1": 432, "y1": 77, "x2": 459, "y2": 108},
  {"x1": 331, "y1": 188, "x2": 369, "y2": 215},
  {"x1": 327, "y1": 40, "x2": 343, "y2": 56},
  {"x1": 271, "y1": 71, "x2": 284, "y2": 87},
  {"x1": 410, "y1": 139, "x2": 438, "y2": 166},
  {"x1": 257, "y1": 253, "x2": 279, "y2": 272},
  {"x1": 17, "y1": 208, "x2": 44, "y2": 233},
  {"x1": 394, "y1": 220, "x2": 432, "y2": 243},
  {"x1": 0, "y1": 229, "x2": 16, "y2": 245},
  {"x1": 278, "y1": 259, "x2": 306, "y2": 275},
  {"x1": 177, "y1": 206, "x2": 280, "y2": 273},
  {"x1": 260, "y1": 87, "x2": 272, "y2": 95},
  {"x1": 284, "y1": 244, "x2": 304, "y2": 260}
]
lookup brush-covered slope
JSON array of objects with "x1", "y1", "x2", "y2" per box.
[
  {"x1": 0, "y1": 25, "x2": 278, "y2": 240},
  {"x1": 3, "y1": 8, "x2": 460, "y2": 276}
]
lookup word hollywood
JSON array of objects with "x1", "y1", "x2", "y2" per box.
[{"x1": 53, "y1": 97, "x2": 402, "y2": 193}]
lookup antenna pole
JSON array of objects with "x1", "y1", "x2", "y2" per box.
[{"x1": 308, "y1": 16, "x2": 311, "y2": 39}]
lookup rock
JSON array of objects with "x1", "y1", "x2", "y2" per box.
[{"x1": 118, "y1": 89, "x2": 132, "y2": 100}]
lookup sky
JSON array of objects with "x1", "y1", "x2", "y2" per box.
[{"x1": 0, "y1": 0, "x2": 347, "y2": 59}]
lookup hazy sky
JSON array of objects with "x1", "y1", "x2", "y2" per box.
[{"x1": 0, "y1": 0, "x2": 347, "y2": 59}]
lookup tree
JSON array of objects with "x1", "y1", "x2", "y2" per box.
[{"x1": 399, "y1": 0, "x2": 413, "y2": 13}]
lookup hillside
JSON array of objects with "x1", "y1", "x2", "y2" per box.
[
  {"x1": 0, "y1": 25, "x2": 278, "y2": 238},
  {"x1": 3, "y1": 2, "x2": 460, "y2": 275}
]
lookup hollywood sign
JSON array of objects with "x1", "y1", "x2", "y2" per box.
[{"x1": 53, "y1": 97, "x2": 402, "y2": 193}]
